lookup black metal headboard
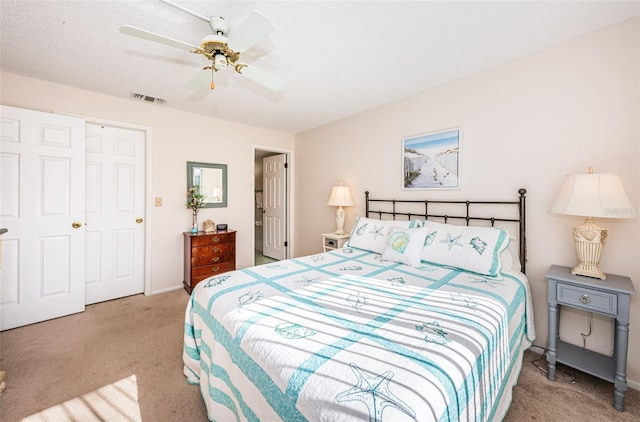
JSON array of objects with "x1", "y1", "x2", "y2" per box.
[{"x1": 365, "y1": 188, "x2": 527, "y2": 274}]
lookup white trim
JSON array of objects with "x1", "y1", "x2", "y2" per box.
[
  {"x1": 150, "y1": 284, "x2": 185, "y2": 295},
  {"x1": 252, "y1": 144, "x2": 294, "y2": 265},
  {"x1": 54, "y1": 111, "x2": 153, "y2": 297},
  {"x1": 628, "y1": 378, "x2": 640, "y2": 391}
]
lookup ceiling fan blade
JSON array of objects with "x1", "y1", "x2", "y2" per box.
[
  {"x1": 119, "y1": 25, "x2": 200, "y2": 51},
  {"x1": 227, "y1": 12, "x2": 275, "y2": 53},
  {"x1": 158, "y1": 0, "x2": 210, "y2": 23},
  {"x1": 239, "y1": 65, "x2": 285, "y2": 92},
  {"x1": 185, "y1": 69, "x2": 211, "y2": 90}
]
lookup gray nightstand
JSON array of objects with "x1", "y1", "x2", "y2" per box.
[
  {"x1": 321, "y1": 233, "x2": 350, "y2": 252},
  {"x1": 546, "y1": 265, "x2": 636, "y2": 411}
]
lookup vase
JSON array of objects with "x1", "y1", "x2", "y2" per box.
[{"x1": 191, "y1": 210, "x2": 198, "y2": 233}]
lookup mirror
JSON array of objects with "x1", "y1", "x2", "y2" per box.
[{"x1": 187, "y1": 162, "x2": 227, "y2": 208}]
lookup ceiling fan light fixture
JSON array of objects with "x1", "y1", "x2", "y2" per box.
[{"x1": 214, "y1": 54, "x2": 228, "y2": 69}]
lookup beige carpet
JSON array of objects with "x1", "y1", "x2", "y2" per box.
[{"x1": 0, "y1": 289, "x2": 638, "y2": 421}]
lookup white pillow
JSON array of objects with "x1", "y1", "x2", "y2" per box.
[
  {"x1": 498, "y1": 228, "x2": 521, "y2": 273},
  {"x1": 381, "y1": 227, "x2": 429, "y2": 267},
  {"x1": 420, "y1": 221, "x2": 511, "y2": 278},
  {"x1": 347, "y1": 217, "x2": 414, "y2": 254}
]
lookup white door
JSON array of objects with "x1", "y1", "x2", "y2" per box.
[
  {"x1": 84, "y1": 123, "x2": 145, "y2": 305},
  {"x1": 0, "y1": 105, "x2": 86, "y2": 330},
  {"x1": 263, "y1": 154, "x2": 287, "y2": 260}
]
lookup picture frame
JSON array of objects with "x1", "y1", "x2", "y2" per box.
[{"x1": 402, "y1": 128, "x2": 461, "y2": 190}]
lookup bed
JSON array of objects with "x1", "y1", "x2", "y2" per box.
[{"x1": 183, "y1": 189, "x2": 536, "y2": 421}]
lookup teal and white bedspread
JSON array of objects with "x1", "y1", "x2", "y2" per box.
[{"x1": 183, "y1": 248, "x2": 535, "y2": 421}]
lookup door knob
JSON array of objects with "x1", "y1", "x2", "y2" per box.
[
  {"x1": 72, "y1": 221, "x2": 82, "y2": 229},
  {"x1": 136, "y1": 218, "x2": 143, "y2": 223}
]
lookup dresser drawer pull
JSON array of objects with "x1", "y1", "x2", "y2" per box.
[
  {"x1": 213, "y1": 237, "x2": 220, "y2": 243},
  {"x1": 213, "y1": 247, "x2": 220, "y2": 253},
  {"x1": 213, "y1": 266, "x2": 220, "y2": 272},
  {"x1": 212, "y1": 257, "x2": 220, "y2": 262},
  {"x1": 580, "y1": 294, "x2": 591, "y2": 304}
]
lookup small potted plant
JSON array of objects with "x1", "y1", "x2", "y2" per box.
[{"x1": 186, "y1": 185, "x2": 206, "y2": 233}]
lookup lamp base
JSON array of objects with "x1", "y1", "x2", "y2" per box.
[
  {"x1": 571, "y1": 263, "x2": 606, "y2": 280},
  {"x1": 334, "y1": 206, "x2": 346, "y2": 236},
  {"x1": 572, "y1": 217, "x2": 607, "y2": 280}
]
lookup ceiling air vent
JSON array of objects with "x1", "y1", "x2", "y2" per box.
[{"x1": 129, "y1": 92, "x2": 167, "y2": 105}]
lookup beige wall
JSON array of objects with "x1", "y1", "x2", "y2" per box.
[
  {"x1": 295, "y1": 18, "x2": 640, "y2": 385},
  {"x1": 0, "y1": 72, "x2": 295, "y2": 293}
]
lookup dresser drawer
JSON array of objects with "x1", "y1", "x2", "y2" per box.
[
  {"x1": 191, "y1": 232, "x2": 234, "y2": 247},
  {"x1": 557, "y1": 283, "x2": 617, "y2": 315},
  {"x1": 192, "y1": 261, "x2": 236, "y2": 283},
  {"x1": 191, "y1": 243, "x2": 234, "y2": 266}
]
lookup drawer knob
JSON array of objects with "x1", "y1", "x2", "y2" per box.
[
  {"x1": 213, "y1": 266, "x2": 219, "y2": 272},
  {"x1": 213, "y1": 237, "x2": 220, "y2": 242},
  {"x1": 213, "y1": 247, "x2": 220, "y2": 253},
  {"x1": 580, "y1": 294, "x2": 591, "y2": 304},
  {"x1": 212, "y1": 257, "x2": 220, "y2": 262}
]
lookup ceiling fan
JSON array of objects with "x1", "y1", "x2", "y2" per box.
[{"x1": 119, "y1": 0, "x2": 284, "y2": 92}]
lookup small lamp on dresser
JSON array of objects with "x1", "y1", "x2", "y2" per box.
[
  {"x1": 327, "y1": 183, "x2": 355, "y2": 235},
  {"x1": 550, "y1": 167, "x2": 637, "y2": 280}
]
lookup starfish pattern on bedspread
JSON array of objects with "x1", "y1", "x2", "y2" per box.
[
  {"x1": 469, "y1": 276, "x2": 504, "y2": 288},
  {"x1": 336, "y1": 363, "x2": 416, "y2": 422}
]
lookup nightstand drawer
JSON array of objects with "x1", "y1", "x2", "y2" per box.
[{"x1": 557, "y1": 283, "x2": 617, "y2": 315}]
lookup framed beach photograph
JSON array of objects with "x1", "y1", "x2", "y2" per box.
[{"x1": 402, "y1": 128, "x2": 461, "y2": 190}]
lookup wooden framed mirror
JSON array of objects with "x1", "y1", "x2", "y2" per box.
[{"x1": 187, "y1": 162, "x2": 227, "y2": 208}]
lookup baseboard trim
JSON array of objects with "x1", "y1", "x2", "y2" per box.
[
  {"x1": 629, "y1": 379, "x2": 640, "y2": 391},
  {"x1": 150, "y1": 284, "x2": 184, "y2": 295}
]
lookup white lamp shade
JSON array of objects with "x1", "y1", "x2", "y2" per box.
[
  {"x1": 550, "y1": 173, "x2": 637, "y2": 219},
  {"x1": 327, "y1": 185, "x2": 355, "y2": 207}
]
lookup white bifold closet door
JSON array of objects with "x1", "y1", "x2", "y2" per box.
[
  {"x1": 0, "y1": 105, "x2": 86, "y2": 330},
  {"x1": 84, "y1": 123, "x2": 145, "y2": 305}
]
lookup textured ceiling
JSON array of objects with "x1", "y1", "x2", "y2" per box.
[{"x1": 1, "y1": 1, "x2": 638, "y2": 134}]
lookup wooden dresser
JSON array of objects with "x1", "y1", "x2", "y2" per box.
[{"x1": 183, "y1": 230, "x2": 236, "y2": 293}]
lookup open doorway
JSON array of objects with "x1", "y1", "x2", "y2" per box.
[{"x1": 254, "y1": 147, "x2": 291, "y2": 266}]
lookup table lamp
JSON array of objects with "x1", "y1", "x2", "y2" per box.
[
  {"x1": 550, "y1": 168, "x2": 637, "y2": 279},
  {"x1": 327, "y1": 183, "x2": 355, "y2": 235}
]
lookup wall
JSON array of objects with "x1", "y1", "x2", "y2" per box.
[
  {"x1": 0, "y1": 72, "x2": 295, "y2": 293},
  {"x1": 294, "y1": 18, "x2": 640, "y2": 384}
]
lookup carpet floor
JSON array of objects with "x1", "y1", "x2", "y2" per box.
[{"x1": 0, "y1": 289, "x2": 638, "y2": 421}]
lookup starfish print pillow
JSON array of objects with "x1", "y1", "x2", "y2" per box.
[{"x1": 420, "y1": 220, "x2": 511, "y2": 278}]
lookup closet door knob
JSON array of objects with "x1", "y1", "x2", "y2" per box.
[
  {"x1": 136, "y1": 218, "x2": 143, "y2": 223},
  {"x1": 72, "y1": 221, "x2": 82, "y2": 229}
]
